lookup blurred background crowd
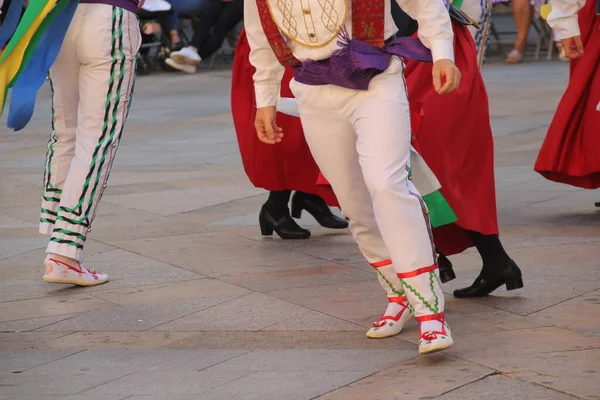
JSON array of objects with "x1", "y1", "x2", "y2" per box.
[{"x1": 133, "y1": 0, "x2": 568, "y2": 75}]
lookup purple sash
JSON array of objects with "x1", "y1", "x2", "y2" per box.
[{"x1": 292, "y1": 30, "x2": 432, "y2": 90}]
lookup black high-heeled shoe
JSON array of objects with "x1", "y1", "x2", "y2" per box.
[
  {"x1": 291, "y1": 192, "x2": 348, "y2": 229},
  {"x1": 453, "y1": 260, "x2": 523, "y2": 298},
  {"x1": 437, "y1": 252, "x2": 456, "y2": 283},
  {"x1": 259, "y1": 205, "x2": 311, "y2": 239}
]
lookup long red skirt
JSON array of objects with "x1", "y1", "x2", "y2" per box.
[
  {"x1": 231, "y1": 22, "x2": 499, "y2": 255},
  {"x1": 404, "y1": 22, "x2": 499, "y2": 255},
  {"x1": 534, "y1": 0, "x2": 600, "y2": 189},
  {"x1": 231, "y1": 30, "x2": 338, "y2": 206}
]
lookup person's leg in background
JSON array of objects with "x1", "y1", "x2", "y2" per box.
[
  {"x1": 159, "y1": 0, "x2": 212, "y2": 46},
  {"x1": 165, "y1": 0, "x2": 223, "y2": 71},
  {"x1": 156, "y1": 2, "x2": 182, "y2": 48},
  {"x1": 42, "y1": 4, "x2": 141, "y2": 286},
  {"x1": 194, "y1": 0, "x2": 242, "y2": 59},
  {"x1": 174, "y1": 0, "x2": 211, "y2": 16},
  {"x1": 451, "y1": 230, "x2": 522, "y2": 297},
  {"x1": 259, "y1": 190, "x2": 311, "y2": 239},
  {"x1": 506, "y1": 0, "x2": 532, "y2": 62},
  {"x1": 167, "y1": 0, "x2": 242, "y2": 73},
  {"x1": 259, "y1": 189, "x2": 348, "y2": 239}
]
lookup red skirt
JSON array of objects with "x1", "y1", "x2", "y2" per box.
[
  {"x1": 534, "y1": 0, "x2": 600, "y2": 189},
  {"x1": 231, "y1": 30, "x2": 338, "y2": 206},
  {"x1": 404, "y1": 21, "x2": 499, "y2": 256}
]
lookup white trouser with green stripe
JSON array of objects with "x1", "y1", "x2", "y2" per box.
[
  {"x1": 290, "y1": 58, "x2": 446, "y2": 321},
  {"x1": 39, "y1": 4, "x2": 141, "y2": 261}
]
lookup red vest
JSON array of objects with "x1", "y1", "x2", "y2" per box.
[{"x1": 255, "y1": 0, "x2": 386, "y2": 66}]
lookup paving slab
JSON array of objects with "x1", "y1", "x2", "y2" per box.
[
  {"x1": 0, "y1": 293, "x2": 115, "y2": 322},
  {"x1": 491, "y1": 349, "x2": 600, "y2": 400},
  {"x1": 318, "y1": 354, "x2": 494, "y2": 400},
  {"x1": 204, "y1": 349, "x2": 415, "y2": 373},
  {"x1": 0, "y1": 332, "x2": 72, "y2": 350},
  {"x1": 434, "y1": 374, "x2": 580, "y2": 400},
  {"x1": 36, "y1": 297, "x2": 240, "y2": 331},
  {"x1": 446, "y1": 327, "x2": 600, "y2": 362},
  {"x1": 1, "y1": 60, "x2": 598, "y2": 399},
  {"x1": 0, "y1": 215, "x2": 37, "y2": 229},
  {"x1": 104, "y1": 185, "x2": 263, "y2": 216},
  {"x1": 267, "y1": 280, "x2": 396, "y2": 326},
  {"x1": 89, "y1": 278, "x2": 249, "y2": 307},
  {"x1": 199, "y1": 371, "x2": 370, "y2": 400},
  {"x1": 153, "y1": 292, "x2": 311, "y2": 331},
  {"x1": 0, "y1": 237, "x2": 48, "y2": 260},
  {"x1": 112, "y1": 231, "x2": 333, "y2": 277},
  {"x1": 1, "y1": 247, "x2": 206, "y2": 303},
  {"x1": 441, "y1": 298, "x2": 547, "y2": 336},
  {"x1": 220, "y1": 263, "x2": 374, "y2": 293},
  {"x1": 442, "y1": 243, "x2": 600, "y2": 316},
  {"x1": 0, "y1": 396, "x2": 131, "y2": 400},
  {"x1": 262, "y1": 310, "x2": 366, "y2": 331},
  {"x1": 0, "y1": 350, "x2": 79, "y2": 376},
  {"x1": 0, "y1": 314, "x2": 77, "y2": 332},
  {"x1": 0, "y1": 367, "x2": 130, "y2": 396},
  {"x1": 38, "y1": 331, "x2": 198, "y2": 350},
  {"x1": 529, "y1": 289, "x2": 600, "y2": 336},
  {"x1": 78, "y1": 369, "x2": 251, "y2": 396}
]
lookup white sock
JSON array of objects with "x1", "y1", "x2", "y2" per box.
[
  {"x1": 383, "y1": 299, "x2": 409, "y2": 317},
  {"x1": 420, "y1": 319, "x2": 444, "y2": 333}
]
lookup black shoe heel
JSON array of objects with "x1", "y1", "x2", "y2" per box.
[
  {"x1": 291, "y1": 192, "x2": 348, "y2": 229},
  {"x1": 439, "y1": 268, "x2": 456, "y2": 284},
  {"x1": 290, "y1": 203, "x2": 302, "y2": 219},
  {"x1": 454, "y1": 259, "x2": 523, "y2": 298},
  {"x1": 258, "y1": 205, "x2": 311, "y2": 239},
  {"x1": 505, "y1": 277, "x2": 524, "y2": 291},
  {"x1": 437, "y1": 252, "x2": 456, "y2": 283},
  {"x1": 259, "y1": 219, "x2": 274, "y2": 236}
]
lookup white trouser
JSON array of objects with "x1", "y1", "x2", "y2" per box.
[
  {"x1": 290, "y1": 58, "x2": 444, "y2": 320},
  {"x1": 40, "y1": 4, "x2": 141, "y2": 261},
  {"x1": 460, "y1": 0, "x2": 493, "y2": 67}
]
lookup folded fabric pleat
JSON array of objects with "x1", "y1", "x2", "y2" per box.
[{"x1": 8, "y1": 0, "x2": 79, "y2": 130}]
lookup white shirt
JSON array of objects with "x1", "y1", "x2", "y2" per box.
[
  {"x1": 245, "y1": 0, "x2": 455, "y2": 108},
  {"x1": 547, "y1": 0, "x2": 586, "y2": 39}
]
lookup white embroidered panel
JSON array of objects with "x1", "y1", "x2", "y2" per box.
[{"x1": 266, "y1": 0, "x2": 348, "y2": 47}]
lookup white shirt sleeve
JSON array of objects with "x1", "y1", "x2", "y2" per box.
[
  {"x1": 547, "y1": 0, "x2": 585, "y2": 39},
  {"x1": 396, "y1": 0, "x2": 455, "y2": 62},
  {"x1": 244, "y1": 0, "x2": 286, "y2": 108}
]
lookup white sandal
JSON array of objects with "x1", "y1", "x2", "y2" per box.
[
  {"x1": 555, "y1": 43, "x2": 569, "y2": 61},
  {"x1": 505, "y1": 48, "x2": 523, "y2": 63}
]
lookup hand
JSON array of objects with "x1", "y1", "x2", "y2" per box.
[
  {"x1": 255, "y1": 106, "x2": 283, "y2": 144},
  {"x1": 432, "y1": 59, "x2": 461, "y2": 95},
  {"x1": 560, "y1": 36, "x2": 584, "y2": 59}
]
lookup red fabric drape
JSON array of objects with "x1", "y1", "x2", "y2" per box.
[
  {"x1": 403, "y1": 22, "x2": 499, "y2": 255},
  {"x1": 231, "y1": 30, "x2": 338, "y2": 206},
  {"x1": 534, "y1": 0, "x2": 600, "y2": 189}
]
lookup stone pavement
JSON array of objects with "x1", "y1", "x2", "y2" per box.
[{"x1": 0, "y1": 61, "x2": 599, "y2": 400}]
